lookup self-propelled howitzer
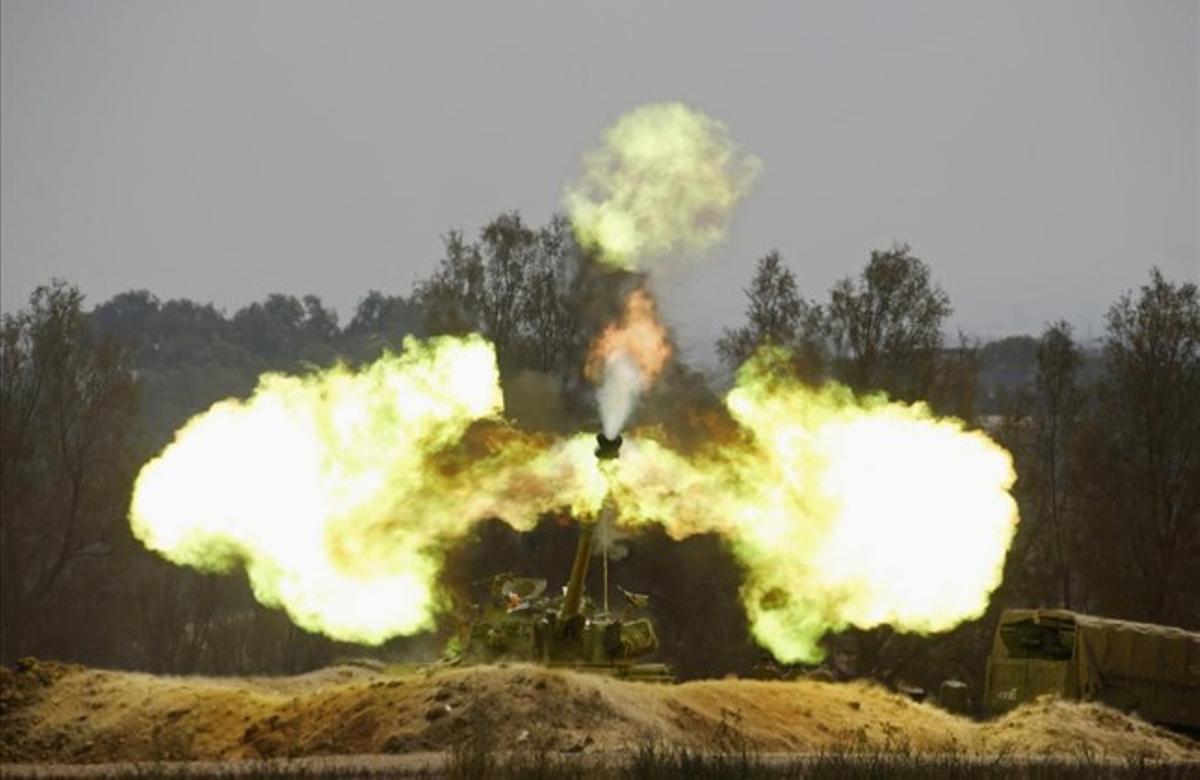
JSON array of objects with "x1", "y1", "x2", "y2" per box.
[{"x1": 448, "y1": 434, "x2": 671, "y2": 681}]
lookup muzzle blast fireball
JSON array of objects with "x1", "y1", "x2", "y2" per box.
[
  {"x1": 129, "y1": 102, "x2": 1020, "y2": 665},
  {"x1": 130, "y1": 336, "x2": 1017, "y2": 663}
]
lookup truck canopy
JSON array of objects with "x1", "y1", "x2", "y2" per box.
[{"x1": 996, "y1": 608, "x2": 1200, "y2": 694}]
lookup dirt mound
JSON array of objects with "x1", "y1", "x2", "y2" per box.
[
  {"x1": 979, "y1": 697, "x2": 1195, "y2": 757},
  {"x1": 1, "y1": 660, "x2": 1195, "y2": 765},
  {"x1": 0, "y1": 659, "x2": 84, "y2": 719}
]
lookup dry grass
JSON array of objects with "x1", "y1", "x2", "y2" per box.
[
  {"x1": 0, "y1": 747, "x2": 1196, "y2": 779},
  {"x1": 2, "y1": 657, "x2": 1196, "y2": 775}
]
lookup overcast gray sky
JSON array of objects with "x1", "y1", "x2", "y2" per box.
[{"x1": 3, "y1": 1, "x2": 1197, "y2": 363}]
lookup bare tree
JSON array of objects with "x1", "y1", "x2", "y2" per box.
[
  {"x1": 1013, "y1": 321, "x2": 1086, "y2": 608},
  {"x1": 826, "y1": 244, "x2": 951, "y2": 401},
  {"x1": 344, "y1": 290, "x2": 424, "y2": 360},
  {"x1": 415, "y1": 229, "x2": 485, "y2": 336},
  {"x1": 1036, "y1": 322, "x2": 1084, "y2": 607},
  {"x1": 1080, "y1": 269, "x2": 1200, "y2": 625},
  {"x1": 521, "y1": 214, "x2": 579, "y2": 373},
  {"x1": 717, "y1": 250, "x2": 823, "y2": 378},
  {"x1": 0, "y1": 281, "x2": 139, "y2": 661},
  {"x1": 417, "y1": 212, "x2": 582, "y2": 375},
  {"x1": 477, "y1": 212, "x2": 536, "y2": 369}
]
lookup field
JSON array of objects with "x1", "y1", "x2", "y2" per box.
[{"x1": 1, "y1": 658, "x2": 1196, "y2": 778}]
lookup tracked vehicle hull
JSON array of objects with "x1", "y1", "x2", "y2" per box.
[{"x1": 451, "y1": 573, "x2": 673, "y2": 682}]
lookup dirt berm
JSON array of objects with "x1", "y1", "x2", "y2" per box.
[{"x1": 1, "y1": 658, "x2": 1196, "y2": 765}]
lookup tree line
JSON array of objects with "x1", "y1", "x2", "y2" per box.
[
  {"x1": 713, "y1": 248, "x2": 1198, "y2": 692},
  {"x1": 1, "y1": 210, "x2": 1196, "y2": 704}
]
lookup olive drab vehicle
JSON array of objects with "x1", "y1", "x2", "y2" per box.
[
  {"x1": 985, "y1": 608, "x2": 1200, "y2": 731},
  {"x1": 447, "y1": 434, "x2": 672, "y2": 682}
]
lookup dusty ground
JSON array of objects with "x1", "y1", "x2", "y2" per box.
[{"x1": 1, "y1": 657, "x2": 1196, "y2": 769}]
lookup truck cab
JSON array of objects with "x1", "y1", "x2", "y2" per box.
[{"x1": 985, "y1": 608, "x2": 1200, "y2": 731}]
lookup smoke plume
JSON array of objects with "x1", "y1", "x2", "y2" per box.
[{"x1": 565, "y1": 102, "x2": 760, "y2": 272}]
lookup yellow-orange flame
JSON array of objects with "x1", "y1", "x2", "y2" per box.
[
  {"x1": 585, "y1": 289, "x2": 673, "y2": 387},
  {"x1": 129, "y1": 335, "x2": 608, "y2": 644},
  {"x1": 606, "y1": 349, "x2": 1019, "y2": 663},
  {"x1": 129, "y1": 334, "x2": 1018, "y2": 663},
  {"x1": 585, "y1": 289, "x2": 674, "y2": 436}
]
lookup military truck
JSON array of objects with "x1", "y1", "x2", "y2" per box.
[{"x1": 985, "y1": 608, "x2": 1200, "y2": 731}]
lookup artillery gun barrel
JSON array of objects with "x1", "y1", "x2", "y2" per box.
[
  {"x1": 560, "y1": 433, "x2": 622, "y2": 620},
  {"x1": 560, "y1": 521, "x2": 594, "y2": 620}
]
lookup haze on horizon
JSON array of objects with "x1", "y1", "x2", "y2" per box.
[{"x1": 2, "y1": 0, "x2": 1197, "y2": 364}]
